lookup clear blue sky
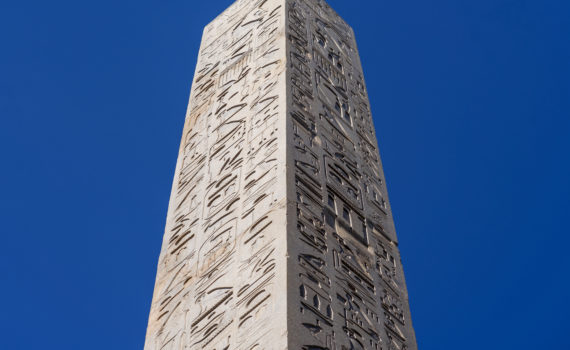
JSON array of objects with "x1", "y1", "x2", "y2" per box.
[{"x1": 1, "y1": 0, "x2": 568, "y2": 349}]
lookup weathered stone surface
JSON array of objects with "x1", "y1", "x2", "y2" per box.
[{"x1": 144, "y1": 1, "x2": 417, "y2": 349}]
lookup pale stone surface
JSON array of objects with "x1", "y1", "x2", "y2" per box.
[{"x1": 145, "y1": 1, "x2": 417, "y2": 349}]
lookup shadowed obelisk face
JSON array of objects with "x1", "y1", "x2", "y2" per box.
[{"x1": 144, "y1": 1, "x2": 417, "y2": 349}]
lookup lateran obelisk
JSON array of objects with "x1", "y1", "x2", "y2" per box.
[{"x1": 145, "y1": 0, "x2": 417, "y2": 349}]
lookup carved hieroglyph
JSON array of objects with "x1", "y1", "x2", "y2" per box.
[{"x1": 144, "y1": 0, "x2": 417, "y2": 349}]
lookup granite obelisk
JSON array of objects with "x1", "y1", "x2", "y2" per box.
[{"x1": 145, "y1": 1, "x2": 417, "y2": 349}]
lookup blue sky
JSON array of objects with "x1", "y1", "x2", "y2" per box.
[{"x1": 1, "y1": 0, "x2": 568, "y2": 349}]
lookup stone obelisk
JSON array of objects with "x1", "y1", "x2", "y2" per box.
[{"x1": 144, "y1": 0, "x2": 417, "y2": 349}]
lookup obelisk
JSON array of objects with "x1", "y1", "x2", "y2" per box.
[{"x1": 144, "y1": 1, "x2": 417, "y2": 349}]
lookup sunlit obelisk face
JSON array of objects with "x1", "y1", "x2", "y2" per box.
[{"x1": 144, "y1": 1, "x2": 417, "y2": 349}]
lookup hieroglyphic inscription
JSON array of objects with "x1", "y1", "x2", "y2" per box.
[
  {"x1": 286, "y1": 0, "x2": 417, "y2": 349},
  {"x1": 145, "y1": 1, "x2": 287, "y2": 349},
  {"x1": 145, "y1": 1, "x2": 416, "y2": 349}
]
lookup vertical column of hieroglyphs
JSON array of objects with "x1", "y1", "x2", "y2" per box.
[
  {"x1": 144, "y1": 1, "x2": 288, "y2": 349},
  {"x1": 286, "y1": 0, "x2": 417, "y2": 349}
]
